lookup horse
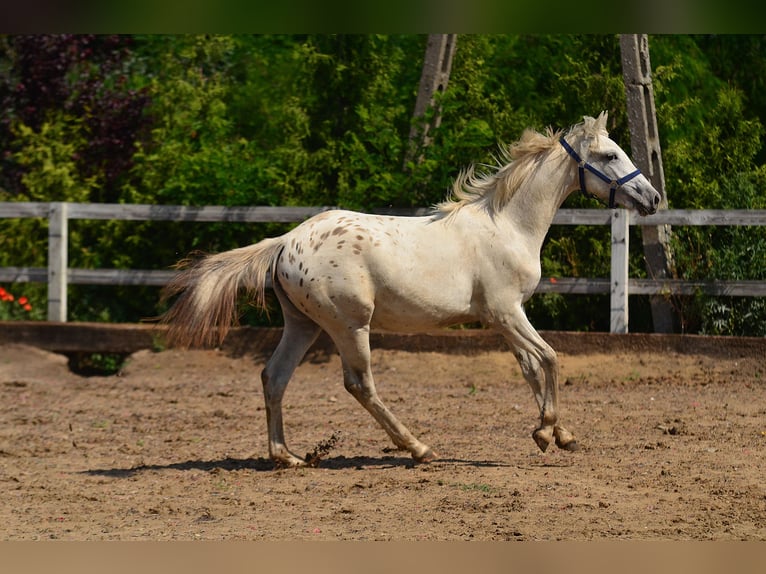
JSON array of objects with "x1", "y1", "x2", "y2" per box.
[{"x1": 160, "y1": 111, "x2": 660, "y2": 468}]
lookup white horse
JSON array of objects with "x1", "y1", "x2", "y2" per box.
[{"x1": 161, "y1": 112, "x2": 660, "y2": 467}]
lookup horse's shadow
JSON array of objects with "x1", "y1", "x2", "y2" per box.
[{"x1": 80, "y1": 454, "x2": 510, "y2": 477}]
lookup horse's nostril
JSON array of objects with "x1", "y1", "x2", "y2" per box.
[{"x1": 654, "y1": 194, "x2": 660, "y2": 206}]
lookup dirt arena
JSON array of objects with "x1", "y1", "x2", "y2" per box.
[{"x1": 1, "y1": 329, "x2": 765, "y2": 541}]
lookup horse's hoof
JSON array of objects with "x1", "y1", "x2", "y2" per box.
[
  {"x1": 532, "y1": 429, "x2": 553, "y2": 452},
  {"x1": 413, "y1": 448, "x2": 438, "y2": 463},
  {"x1": 271, "y1": 453, "x2": 307, "y2": 469},
  {"x1": 554, "y1": 427, "x2": 579, "y2": 451}
]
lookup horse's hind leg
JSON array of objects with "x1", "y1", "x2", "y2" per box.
[
  {"x1": 497, "y1": 308, "x2": 578, "y2": 453},
  {"x1": 261, "y1": 299, "x2": 322, "y2": 467},
  {"x1": 333, "y1": 325, "x2": 436, "y2": 463}
]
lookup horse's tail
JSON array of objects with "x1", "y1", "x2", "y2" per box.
[{"x1": 160, "y1": 238, "x2": 285, "y2": 348}]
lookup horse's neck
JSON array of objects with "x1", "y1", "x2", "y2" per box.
[{"x1": 501, "y1": 150, "x2": 577, "y2": 249}]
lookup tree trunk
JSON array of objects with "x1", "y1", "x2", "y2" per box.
[
  {"x1": 620, "y1": 34, "x2": 677, "y2": 333},
  {"x1": 405, "y1": 34, "x2": 457, "y2": 167}
]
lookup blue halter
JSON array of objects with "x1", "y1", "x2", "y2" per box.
[{"x1": 559, "y1": 137, "x2": 641, "y2": 209}]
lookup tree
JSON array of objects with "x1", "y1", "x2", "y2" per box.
[{"x1": 0, "y1": 35, "x2": 151, "y2": 203}]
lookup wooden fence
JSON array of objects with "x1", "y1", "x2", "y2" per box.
[{"x1": 1, "y1": 201, "x2": 765, "y2": 333}]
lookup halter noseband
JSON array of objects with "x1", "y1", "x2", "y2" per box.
[{"x1": 559, "y1": 137, "x2": 641, "y2": 209}]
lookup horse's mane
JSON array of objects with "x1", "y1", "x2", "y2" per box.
[{"x1": 436, "y1": 113, "x2": 609, "y2": 216}]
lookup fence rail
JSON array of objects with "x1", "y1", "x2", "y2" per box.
[{"x1": 2, "y1": 201, "x2": 765, "y2": 332}]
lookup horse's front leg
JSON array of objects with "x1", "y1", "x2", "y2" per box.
[
  {"x1": 498, "y1": 309, "x2": 579, "y2": 452},
  {"x1": 514, "y1": 348, "x2": 578, "y2": 452}
]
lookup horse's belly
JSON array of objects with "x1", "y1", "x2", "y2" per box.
[
  {"x1": 369, "y1": 286, "x2": 476, "y2": 331},
  {"x1": 369, "y1": 308, "x2": 474, "y2": 331}
]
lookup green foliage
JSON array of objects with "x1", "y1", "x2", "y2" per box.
[
  {"x1": 0, "y1": 34, "x2": 764, "y2": 334},
  {"x1": 667, "y1": 172, "x2": 766, "y2": 335},
  {"x1": 647, "y1": 36, "x2": 766, "y2": 333},
  {"x1": 67, "y1": 351, "x2": 127, "y2": 376},
  {"x1": 10, "y1": 112, "x2": 97, "y2": 202}
]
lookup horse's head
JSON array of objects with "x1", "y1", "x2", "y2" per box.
[{"x1": 561, "y1": 112, "x2": 661, "y2": 216}]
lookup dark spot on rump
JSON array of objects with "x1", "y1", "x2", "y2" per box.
[{"x1": 332, "y1": 227, "x2": 348, "y2": 236}]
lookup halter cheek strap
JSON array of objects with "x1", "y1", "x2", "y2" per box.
[{"x1": 559, "y1": 137, "x2": 641, "y2": 209}]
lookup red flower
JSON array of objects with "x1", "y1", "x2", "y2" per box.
[
  {"x1": 18, "y1": 296, "x2": 28, "y2": 305},
  {"x1": 23, "y1": 303, "x2": 32, "y2": 312}
]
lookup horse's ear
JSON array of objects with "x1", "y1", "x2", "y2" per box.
[
  {"x1": 578, "y1": 112, "x2": 609, "y2": 157},
  {"x1": 582, "y1": 112, "x2": 608, "y2": 133},
  {"x1": 578, "y1": 116, "x2": 598, "y2": 158},
  {"x1": 595, "y1": 110, "x2": 608, "y2": 131}
]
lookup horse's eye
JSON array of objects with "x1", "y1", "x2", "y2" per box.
[{"x1": 607, "y1": 153, "x2": 618, "y2": 162}]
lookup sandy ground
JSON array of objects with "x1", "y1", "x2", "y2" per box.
[{"x1": 1, "y1": 337, "x2": 765, "y2": 541}]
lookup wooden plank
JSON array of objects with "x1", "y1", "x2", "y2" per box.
[
  {"x1": 67, "y1": 269, "x2": 178, "y2": 286},
  {"x1": 553, "y1": 209, "x2": 612, "y2": 225},
  {"x1": 628, "y1": 279, "x2": 766, "y2": 297},
  {"x1": 0, "y1": 321, "x2": 167, "y2": 353},
  {"x1": 0, "y1": 202, "x2": 50, "y2": 218},
  {"x1": 66, "y1": 203, "x2": 336, "y2": 222},
  {"x1": 534, "y1": 277, "x2": 610, "y2": 294},
  {"x1": 631, "y1": 209, "x2": 766, "y2": 226},
  {"x1": 3, "y1": 321, "x2": 766, "y2": 358},
  {"x1": 0, "y1": 267, "x2": 48, "y2": 282},
  {"x1": 8, "y1": 267, "x2": 761, "y2": 298}
]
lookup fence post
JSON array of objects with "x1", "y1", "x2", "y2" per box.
[
  {"x1": 48, "y1": 202, "x2": 68, "y2": 322},
  {"x1": 610, "y1": 209, "x2": 629, "y2": 333}
]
